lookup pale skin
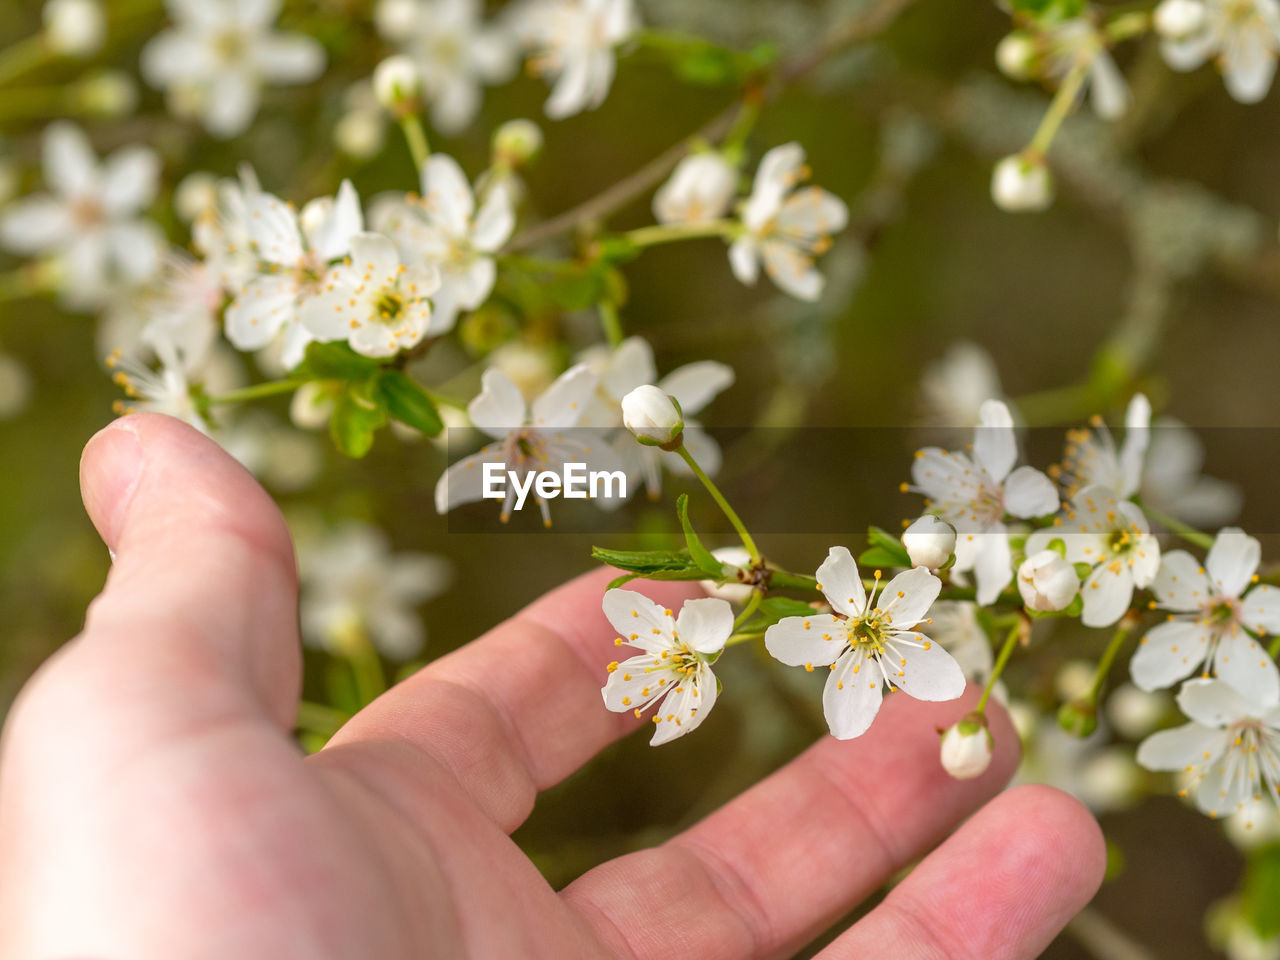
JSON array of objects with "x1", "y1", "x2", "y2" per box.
[{"x1": 0, "y1": 413, "x2": 1106, "y2": 959}]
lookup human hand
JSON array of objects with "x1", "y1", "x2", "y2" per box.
[{"x1": 0, "y1": 414, "x2": 1105, "y2": 959}]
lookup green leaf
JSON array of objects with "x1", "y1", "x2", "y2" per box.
[
  {"x1": 1243, "y1": 846, "x2": 1280, "y2": 939},
  {"x1": 545, "y1": 263, "x2": 615, "y2": 310},
  {"x1": 329, "y1": 382, "x2": 388, "y2": 458},
  {"x1": 865, "y1": 525, "x2": 912, "y2": 568},
  {"x1": 379, "y1": 370, "x2": 443, "y2": 436},
  {"x1": 676, "y1": 494, "x2": 722, "y2": 575},
  {"x1": 296, "y1": 341, "x2": 382, "y2": 381},
  {"x1": 592, "y1": 545, "x2": 705, "y2": 577},
  {"x1": 750, "y1": 596, "x2": 818, "y2": 630},
  {"x1": 858, "y1": 547, "x2": 910, "y2": 570}
]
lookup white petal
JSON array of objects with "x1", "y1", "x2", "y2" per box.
[
  {"x1": 1130, "y1": 618, "x2": 1211, "y2": 691},
  {"x1": 974, "y1": 399, "x2": 1017, "y2": 482},
  {"x1": 764, "y1": 614, "x2": 845, "y2": 667},
  {"x1": 1152, "y1": 550, "x2": 1212, "y2": 611},
  {"x1": 140, "y1": 29, "x2": 216, "y2": 85},
  {"x1": 1082, "y1": 563, "x2": 1135, "y2": 627},
  {"x1": 1117, "y1": 393, "x2": 1151, "y2": 497},
  {"x1": 255, "y1": 33, "x2": 326, "y2": 84},
  {"x1": 1240, "y1": 584, "x2": 1280, "y2": 635},
  {"x1": 0, "y1": 196, "x2": 72, "y2": 253},
  {"x1": 1177, "y1": 677, "x2": 1257, "y2": 726},
  {"x1": 658, "y1": 361, "x2": 734, "y2": 415},
  {"x1": 774, "y1": 187, "x2": 849, "y2": 238},
  {"x1": 972, "y1": 525, "x2": 1013, "y2": 606},
  {"x1": 603, "y1": 653, "x2": 675, "y2": 712},
  {"x1": 467, "y1": 367, "x2": 527, "y2": 437},
  {"x1": 1003, "y1": 466, "x2": 1059, "y2": 518},
  {"x1": 225, "y1": 274, "x2": 297, "y2": 350},
  {"x1": 601, "y1": 587, "x2": 674, "y2": 647},
  {"x1": 823, "y1": 650, "x2": 883, "y2": 739},
  {"x1": 348, "y1": 231, "x2": 402, "y2": 283},
  {"x1": 1088, "y1": 52, "x2": 1131, "y2": 119},
  {"x1": 884, "y1": 635, "x2": 967, "y2": 702},
  {"x1": 204, "y1": 71, "x2": 261, "y2": 138},
  {"x1": 307, "y1": 179, "x2": 364, "y2": 261},
  {"x1": 649, "y1": 663, "x2": 716, "y2": 746},
  {"x1": 1214, "y1": 630, "x2": 1280, "y2": 708},
  {"x1": 816, "y1": 545, "x2": 865, "y2": 618},
  {"x1": 432, "y1": 442, "x2": 506, "y2": 512},
  {"x1": 1206, "y1": 527, "x2": 1260, "y2": 598},
  {"x1": 247, "y1": 191, "x2": 304, "y2": 265},
  {"x1": 761, "y1": 242, "x2": 823, "y2": 301},
  {"x1": 1136, "y1": 721, "x2": 1227, "y2": 770},
  {"x1": 878, "y1": 566, "x2": 941, "y2": 627},
  {"x1": 727, "y1": 238, "x2": 759, "y2": 285},
  {"x1": 471, "y1": 182, "x2": 515, "y2": 252},
  {"x1": 101, "y1": 146, "x2": 160, "y2": 216},
  {"x1": 1160, "y1": 32, "x2": 1213, "y2": 71},
  {"x1": 44, "y1": 122, "x2": 98, "y2": 199},
  {"x1": 530, "y1": 363, "x2": 596, "y2": 428},
  {"x1": 601, "y1": 336, "x2": 656, "y2": 399},
  {"x1": 421, "y1": 154, "x2": 474, "y2": 236},
  {"x1": 1223, "y1": 26, "x2": 1278, "y2": 103},
  {"x1": 674, "y1": 597, "x2": 733, "y2": 654}
]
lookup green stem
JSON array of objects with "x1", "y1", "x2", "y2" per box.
[
  {"x1": 625, "y1": 220, "x2": 737, "y2": 249},
  {"x1": 1087, "y1": 622, "x2": 1135, "y2": 703},
  {"x1": 399, "y1": 114, "x2": 430, "y2": 170},
  {"x1": 1028, "y1": 60, "x2": 1089, "y2": 159},
  {"x1": 342, "y1": 628, "x2": 387, "y2": 707},
  {"x1": 768, "y1": 569, "x2": 818, "y2": 591},
  {"x1": 720, "y1": 98, "x2": 760, "y2": 160},
  {"x1": 733, "y1": 589, "x2": 763, "y2": 631},
  {"x1": 976, "y1": 620, "x2": 1023, "y2": 715},
  {"x1": 0, "y1": 37, "x2": 49, "y2": 88},
  {"x1": 206, "y1": 379, "x2": 307, "y2": 406},
  {"x1": 296, "y1": 700, "x2": 351, "y2": 737},
  {"x1": 598, "y1": 301, "x2": 624, "y2": 349},
  {"x1": 675, "y1": 443, "x2": 761, "y2": 564},
  {"x1": 1139, "y1": 503, "x2": 1214, "y2": 550},
  {"x1": 724, "y1": 629, "x2": 765, "y2": 648}
]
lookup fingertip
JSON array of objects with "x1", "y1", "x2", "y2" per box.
[
  {"x1": 999, "y1": 783, "x2": 1107, "y2": 899},
  {"x1": 80, "y1": 416, "x2": 144, "y2": 550}
]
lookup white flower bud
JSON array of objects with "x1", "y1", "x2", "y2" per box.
[
  {"x1": 44, "y1": 0, "x2": 105, "y2": 57},
  {"x1": 991, "y1": 155, "x2": 1053, "y2": 213},
  {"x1": 174, "y1": 172, "x2": 218, "y2": 223},
  {"x1": 335, "y1": 109, "x2": 386, "y2": 159},
  {"x1": 493, "y1": 119, "x2": 544, "y2": 166},
  {"x1": 374, "y1": 0, "x2": 420, "y2": 41},
  {"x1": 995, "y1": 32, "x2": 1038, "y2": 81},
  {"x1": 621, "y1": 385, "x2": 684, "y2": 446},
  {"x1": 901, "y1": 515, "x2": 956, "y2": 570},
  {"x1": 653, "y1": 152, "x2": 738, "y2": 225},
  {"x1": 700, "y1": 546, "x2": 756, "y2": 604},
  {"x1": 1017, "y1": 549, "x2": 1079, "y2": 611},
  {"x1": 1106, "y1": 683, "x2": 1167, "y2": 739},
  {"x1": 940, "y1": 718, "x2": 993, "y2": 780},
  {"x1": 1154, "y1": 0, "x2": 1207, "y2": 38},
  {"x1": 373, "y1": 55, "x2": 422, "y2": 112}
]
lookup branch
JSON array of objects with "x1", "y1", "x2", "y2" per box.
[{"x1": 503, "y1": 0, "x2": 918, "y2": 253}]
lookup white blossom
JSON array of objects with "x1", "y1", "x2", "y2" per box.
[
  {"x1": 377, "y1": 0, "x2": 516, "y2": 134},
  {"x1": 1025, "y1": 485, "x2": 1160, "y2": 627},
  {"x1": 516, "y1": 0, "x2": 636, "y2": 119},
  {"x1": 1156, "y1": 0, "x2": 1280, "y2": 103},
  {"x1": 940, "y1": 719, "x2": 993, "y2": 779},
  {"x1": 1137, "y1": 677, "x2": 1280, "y2": 818},
  {"x1": 1130, "y1": 528, "x2": 1280, "y2": 703},
  {"x1": 141, "y1": 0, "x2": 326, "y2": 138},
  {"x1": 105, "y1": 327, "x2": 213, "y2": 433},
  {"x1": 764, "y1": 547, "x2": 965, "y2": 739},
  {"x1": 225, "y1": 180, "x2": 365, "y2": 368},
  {"x1": 433, "y1": 364, "x2": 622, "y2": 525},
  {"x1": 991, "y1": 154, "x2": 1053, "y2": 212},
  {"x1": 0, "y1": 123, "x2": 163, "y2": 309},
  {"x1": 911, "y1": 399, "x2": 1059, "y2": 605},
  {"x1": 621, "y1": 385, "x2": 682, "y2": 444},
  {"x1": 373, "y1": 154, "x2": 514, "y2": 334},
  {"x1": 299, "y1": 521, "x2": 452, "y2": 659},
  {"x1": 1055, "y1": 393, "x2": 1151, "y2": 499},
  {"x1": 902, "y1": 515, "x2": 957, "y2": 570},
  {"x1": 918, "y1": 341, "x2": 1003, "y2": 427},
  {"x1": 1043, "y1": 18, "x2": 1131, "y2": 119},
  {"x1": 1017, "y1": 549, "x2": 1080, "y2": 612},
  {"x1": 653, "y1": 151, "x2": 738, "y2": 225},
  {"x1": 1142, "y1": 416, "x2": 1242, "y2": 527},
  {"x1": 602, "y1": 591, "x2": 731, "y2": 745},
  {"x1": 729, "y1": 143, "x2": 849, "y2": 301},
  {"x1": 372, "y1": 55, "x2": 423, "y2": 110},
  {"x1": 300, "y1": 232, "x2": 442, "y2": 358}
]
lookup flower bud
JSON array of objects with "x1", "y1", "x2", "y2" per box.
[
  {"x1": 44, "y1": 0, "x2": 105, "y2": 57},
  {"x1": 373, "y1": 55, "x2": 422, "y2": 113},
  {"x1": 1017, "y1": 549, "x2": 1079, "y2": 611},
  {"x1": 995, "y1": 32, "x2": 1038, "y2": 81},
  {"x1": 493, "y1": 119, "x2": 544, "y2": 167},
  {"x1": 335, "y1": 109, "x2": 386, "y2": 159},
  {"x1": 901, "y1": 515, "x2": 956, "y2": 570},
  {"x1": 621, "y1": 385, "x2": 683, "y2": 446},
  {"x1": 1154, "y1": 0, "x2": 1206, "y2": 38},
  {"x1": 1057, "y1": 699, "x2": 1098, "y2": 738},
  {"x1": 653, "y1": 151, "x2": 738, "y2": 225},
  {"x1": 700, "y1": 546, "x2": 756, "y2": 604},
  {"x1": 940, "y1": 714, "x2": 993, "y2": 780},
  {"x1": 991, "y1": 154, "x2": 1053, "y2": 213},
  {"x1": 374, "y1": 0, "x2": 420, "y2": 41}
]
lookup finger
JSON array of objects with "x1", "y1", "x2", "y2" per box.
[
  {"x1": 37, "y1": 413, "x2": 300, "y2": 729},
  {"x1": 819, "y1": 784, "x2": 1105, "y2": 960},
  {"x1": 562, "y1": 687, "x2": 1021, "y2": 960},
  {"x1": 324, "y1": 569, "x2": 702, "y2": 832}
]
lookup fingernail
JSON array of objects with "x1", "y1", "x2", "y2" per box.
[{"x1": 81, "y1": 419, "x2": 143, "y2": 550}]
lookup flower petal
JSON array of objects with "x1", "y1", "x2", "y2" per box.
[
  {"x1": 1003, "y1": 466, "x2": 1059, "y2": 518},
  {"x1": 675, "y1": 597, "x2": 733, "y2": 654},
  {"x1": 1177, "y1": 677, "x2": 1258, "y2": 726},
  {"x1": 816, "y1": 545, "x2": 865, "y2": 618},
  {"x1": 649, "y1": 663, "x2": 717, "y2": 745},
  {"x1": 1130, "y1": 618, "x2": 1210, "y2": 691},
  {"x1": 1239, "y1": 584, "x2": 1280, "y2": 635},
  {"x1": 601, "y1": 587, "x2": 675, "y2": 649},
  {"x1": 884, "y1": 635, "x2": 966, "y2": 702},
  {"x1": 877, "y1": 566, "x2": 941, "y2": 627},
  {"x1": 421, "y1": 153, "x2": 474, "y2": 236},
  {"x1": 658, "y1": 361, "x2": 734, "y2": 416},
  {"x1": 1152, "y1": 550, "x2": 1212, "y2": 611},
  {"x1": 1082, "y1": 562, "x2": 1135, "y2": 627},
  {"x1": 823, "y1": 649, "x2": 883, "y2": 739},
  {"x1": 973, "y1": 524, "x2": 1013, "y2": 606},
  {"x1": 530, "y1": 363, "x2": 596, "y2": 428},
  {"x1": 1207, "y1": 527, "x2": 1260, "y2": 599},
  {"x1": 974, "y1": 399, "x2": 1017, "y2": 482},
  {"x1": 763, "y1": 614, "x2": 845, "y2": 667},
  {"x1": 1136, "y1": 721, "x2": 1227, "y2": 770},
  {"x1": 432, "y1": 442, "x2": 507, "y2": 513},
  {"x1": 1214, "y1": 629, "x2": 1280, "y2": 708}
]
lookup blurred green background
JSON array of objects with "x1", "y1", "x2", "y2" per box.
[{"x1": 5, "y1": 0, "x2": 1280, "y2": 956}]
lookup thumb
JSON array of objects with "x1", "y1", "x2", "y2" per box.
[{"x1": 74, "y1": 412, "x2": 301, "y2": 728}]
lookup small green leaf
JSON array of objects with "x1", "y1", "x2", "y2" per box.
[
  {"x1": 591, "y1": 545, "x2": 702, "y2": 575},
  {"x1": 866, "y1": 525, "x2": 913, "y2": 568},
  {"x1": 296, "y1": 341, "x2": 382, "y2": 380},
  {"x1": 330, "y1": 383, "x2": 388, "y2": 458},
  {"x1": 858, "y1": 547, "x2": 910, "y2": 570},
  {"x1": 676, "y1": 494, "x2": 722, "y2": 575},
  {"x1": 379, "y1": 370, "x2": 444, "y2": 436},
  {"x1": 1242, "y1": 846, "x2": 1280, "y2": 939},
  {"x1": 751, "y1": 596, "x2": 818, "y2": 630}
]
